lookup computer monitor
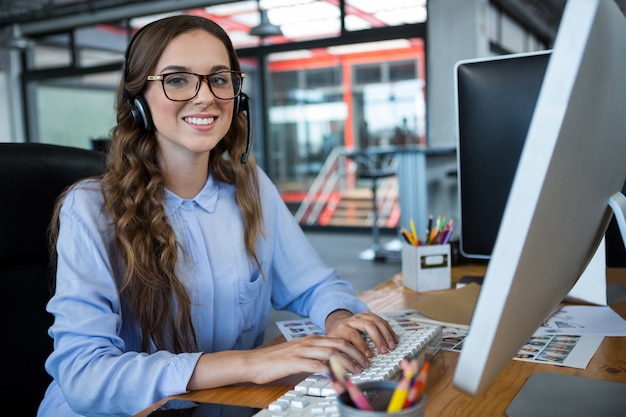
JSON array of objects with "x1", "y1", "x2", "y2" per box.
[
  {"x1": 453, "y1": 0, "x2": 626, "y2": 396},
  {"x1": 455, "y1": 47, "x2": 626, "y2": 267},
  {"x1": 455, "y1": 50, "x2": 550, "y2": 260}
]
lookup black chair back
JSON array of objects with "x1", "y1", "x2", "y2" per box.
[{"x1": 0, "y1": 142, "x2": 105, "y2": 415}]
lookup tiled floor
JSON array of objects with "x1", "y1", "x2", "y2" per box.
[{"x1": 263, "y1": 229, "x2": 402, "y2": 342}]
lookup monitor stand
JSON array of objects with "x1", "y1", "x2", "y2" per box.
[{"x1": 608, "y1": 191, "x2": 626, "y2": 248}]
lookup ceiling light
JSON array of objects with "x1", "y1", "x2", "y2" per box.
[{"x1": 250, "y1": 8, "x2": 283, "y2": 37}]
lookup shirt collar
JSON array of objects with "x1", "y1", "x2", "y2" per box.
[{"x1": 164, "y1": 174, "x2": 219, "y2": 214}]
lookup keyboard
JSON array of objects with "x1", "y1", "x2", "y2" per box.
[
  {"x1": 253, "y1": 322, "x2": 442, "y2": 416},
  {"x1": 253, "y1": 391, "x2": 341, "y2": 417},
  {"x1": 293, "y1": 323, "x2": 441, "y2": 397}
]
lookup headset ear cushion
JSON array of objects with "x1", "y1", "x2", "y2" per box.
[
  {"x1": 234, "y1": 93, "x2": 249, "y2": 115},
  {"x1": 127, "y1": 95, "x2": 153, "y2": 131}
]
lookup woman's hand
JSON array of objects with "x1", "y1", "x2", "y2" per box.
[
  {"x1": 325, "y1": 310, "x2": 399, "y2": 366},
  {"x1": 245, "y1": 334, "x2": 371, "y2": 384}
]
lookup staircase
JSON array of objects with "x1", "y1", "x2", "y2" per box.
[
  {"x1": 325, "y1": 188, "x2": 372, "y2": 227},
  {"x1": 294, "y1": 147, "x2": 400, "y2": 229}
]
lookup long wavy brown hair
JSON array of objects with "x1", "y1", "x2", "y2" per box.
[{"x1": 49, "y1": 15, "x2": 263, "y2": 353}]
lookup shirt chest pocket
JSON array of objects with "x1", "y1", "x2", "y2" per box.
[{"x1": 236, "y1": 272, "x2": 268, "y2": 340}]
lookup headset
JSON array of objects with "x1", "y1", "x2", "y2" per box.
[{"x1": 123, "y1": 21, "x2": 252, "y2": 164}]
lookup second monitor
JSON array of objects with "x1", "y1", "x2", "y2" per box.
[{"x1": 455, "y1": 50, "x2": 626, "y2": 266}]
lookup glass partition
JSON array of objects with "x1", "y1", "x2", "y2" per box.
[
  {"x1": 32, "y1": 72, "x2": 118, "y2": 148},
  {"x1": 266, "y1": 39, "x2": 425, "y2": 194}
]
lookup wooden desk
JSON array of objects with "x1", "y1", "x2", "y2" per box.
[{"x1": 134, "y1": 265, "x2": 626, "y2": 417}]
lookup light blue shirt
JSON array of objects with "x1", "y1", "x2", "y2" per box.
[{"x1": 37, "y1": 168, "x2": 368, "y2": 417}]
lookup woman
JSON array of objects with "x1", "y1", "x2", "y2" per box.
[{"x1": 37, "y1": 14, "x2": 398, "y2": 417}]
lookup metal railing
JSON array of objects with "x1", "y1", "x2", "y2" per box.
[
  {"x1": 294, "y1": 146, "x2": 348, "y2": 225},
  {"x1": 294, "y1": 146, "x2": 399, "y2": 227}
]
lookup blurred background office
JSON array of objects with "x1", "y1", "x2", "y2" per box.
[{"x1": 0, "y1": 0, "x2": 609, "y2": 236}]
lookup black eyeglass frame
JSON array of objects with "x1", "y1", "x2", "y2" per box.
[{"x1": 146, "y1": 70, "x2": 246, "y2": 102}]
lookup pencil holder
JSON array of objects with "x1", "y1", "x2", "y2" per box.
[
  {"x1": 401, "y1": 242, "x2": 451, "y2": 292},
  {"x1": 338, "y1": 381, "x2": 425, "y2": 416}
]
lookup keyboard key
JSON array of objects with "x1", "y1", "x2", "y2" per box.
[{"x1": 254, "y1": 395, "x2": 340, "y2": 417}]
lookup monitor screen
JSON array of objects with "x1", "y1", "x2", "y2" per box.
[
  {"x1": 455, "y1": 51, "x2": 550, "y2": 259},
  {"x1": 453, "y1": 0, "x2": 626, "y2": 396}
]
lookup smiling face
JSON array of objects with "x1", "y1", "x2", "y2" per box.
[{"x1": 143, "y1": 29, "x2": 235, "y2": 166}]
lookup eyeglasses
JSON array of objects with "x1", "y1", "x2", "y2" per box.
[{"x1": 146, "y1": 70, "x2": 245, "y2": 101}]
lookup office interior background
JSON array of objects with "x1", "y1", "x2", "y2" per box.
[{"x1": 1, "y1": 0, "x2": 621, "y2": 237}]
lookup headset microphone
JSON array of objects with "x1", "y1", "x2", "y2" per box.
[{"x1": 238, "y1": 93, "x2": 251, "y2": 164}]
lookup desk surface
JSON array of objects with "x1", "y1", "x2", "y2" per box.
[{"x1": 134, "y1": 265, "x2": 626, "y2": 417}]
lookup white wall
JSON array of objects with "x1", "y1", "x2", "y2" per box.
[
  {"x1": 426, "y1": 0, "x2": 548, "y2": 149},
  {"x1": 426, "y1": 0, "x2": 490, "y2": 149}
]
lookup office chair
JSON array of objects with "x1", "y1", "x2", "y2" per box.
[
  {"x1": 344, "y1": 148, "x2": 399, "y2": 262},
  {"x1": 0, "y1": 142, "x2": 105, "y2": 415}
]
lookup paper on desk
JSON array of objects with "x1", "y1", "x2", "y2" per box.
[
  {"x1": 407, "y1": 283, "x2": 481, "y2": 329},
  {"x1": 274, "y1": 310, "x2": 423, "y2": 341},
  {"x1": 440, "y1": 326, "x2": 603, "y2": 369},
  {"x1": 535, "y1": 305, "x2": 626, "y2": 336}
]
